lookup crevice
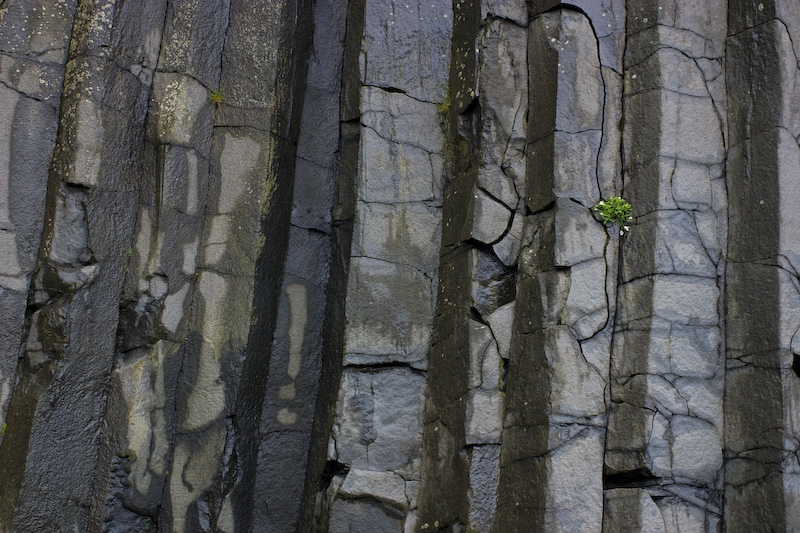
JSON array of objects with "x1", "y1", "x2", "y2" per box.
[
  {"x1": 342, "y1": 361, "x2": 428, "y2": 377},
  {"x1": 604, "y1": 469, "x2": 660, "y2": 491},
  {"x1": 482, "y1": 13, "x2": 528, "y2": 30}
]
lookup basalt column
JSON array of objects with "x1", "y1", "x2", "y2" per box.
[
  {"x1": 0, "y1": 1, "x2": 168, "y2": 530},
  {"x1": 724, "y1": 1, "x2": 800, "y2": 531},
  {"x1": 247, "y1": 0, "x2": 347, "y2": 530},
  {"x1": 605, "y1": 1, "x2": 728, "y2": 530},
  {"x1": 324, "y1": 2, "x2": 451, "y2": 531},
  {"x1": 494, "y1": 4, "x2": 623, "y2": 532},
  {"x1": 102, "y1": 1, "x2": 229, "y2": 531},
  {"x1": 0, "y1": 0, "x2": 315, "y2": 530},
  {"x1": 0, "y1": 0, "x2": 78, "y2": 442},
  {"x1": 178, "y1": 1, "x2": 312, "y2": 531},
  {"x1": 418, "y1": 1, "x2": 527, "y2": 530}
]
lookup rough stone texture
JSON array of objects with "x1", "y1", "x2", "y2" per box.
[
  {"x1": 0, "y1": 0, "x2": 77, "y2": 465},
  {"x1": 0, "y1": 1, "x2": 798, "y2": 532}
]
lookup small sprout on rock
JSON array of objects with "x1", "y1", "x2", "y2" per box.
[
  {"x1": 437, "y1": 86, "x2": 451, "y2": 114},
  {"x1": 1, "y1": 423, "x2": 5, "y2": 437},
  {"x1": 208, "y1": 88, "x2": 223, "y2": 108},
  {"x1": 594, "y1": 196, "x2": 632, "y2": 234}
]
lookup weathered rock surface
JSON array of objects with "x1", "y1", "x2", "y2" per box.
[{"x1": 0, "y1": 1, "x2": 798, "y2": 532}]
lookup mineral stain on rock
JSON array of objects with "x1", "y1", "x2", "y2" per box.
[{"x1": 0, "y1": 1, "x2": 798, "y2": 532}]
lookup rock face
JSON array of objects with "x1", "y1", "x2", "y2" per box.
[{"x1": 0, "y1": 0, "x2": 798, "y2": 531}]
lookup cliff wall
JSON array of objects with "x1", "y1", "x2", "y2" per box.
[{"x1": 0, "y1": 0, "x2": 798, "y2": 531}]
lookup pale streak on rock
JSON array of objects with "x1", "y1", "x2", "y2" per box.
[
  {"x1": 183, "y1": 341, "x2": 225, "y2": 431},
  {"x1": 153, "y1": 74, "x2": 207, "y2": 146},
  {"x1": 170, "y1": 427, "x2": 226, "y2": 533},
  {"x1": 277, "y1": 283, "x2": 307, "y2": 407},
  {"x1": 162, "y1": 283, "x2": 189, "y2": 334},
  {"x1": 218, "y1": 134, "x2": 260, "y2": 214},
  {"x1": 70, "y1": 99, "x2": 103, "y2": 187}
]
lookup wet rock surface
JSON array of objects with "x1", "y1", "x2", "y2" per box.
[{"x1": 0, "y1": 1, "x2": 798, "y2": 532}]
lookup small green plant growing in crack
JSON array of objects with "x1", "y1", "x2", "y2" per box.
[
  {"x1": 437, "y1": 86, "x2": 451, "y2": 114},
  {"x1": 1, "y1": 423, "x2": 5, "y2": 437},
  {"x1": 208, "y1": 88, "x2": 223, "y2": 109},
  {"x1": 594, "y1": 196, "x2": 632, "y2": 235}
]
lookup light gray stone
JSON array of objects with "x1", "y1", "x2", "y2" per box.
[
  {"x1": 778, "y1": 128, "x2": 800, "y2": 268},
  {"x1": 361, "y1": 87, "x2": 443, "y2": 151},
  {"x1": 652, "y1": 211, "x2": 716, "y2": 277},
  {"x1": 544, "y1": 427, "x2": 604, "y2": 532},
  {"x1": 672, "y1": 159, "x2": 712, "y2": 208},
  {"x1": 646, "y1": 412, "x2": 673, "y2": 477},
  {"x1": 339, "y1": 469, "x2": 408, "y2": 508},
  {"x1": 598, "y1": 66, "x2": 623, "y2": 198},
  {"x1": 468, "y1": 319, "x2": 494, "y2": 390},
  {"x1": 578, "y1": 330, "x2": 612, "y2": 380},
  {"x1": 492, "y1": 212, "x2": 524, "y2": 267},
  {"x1": 785, "y1": 472, "x2": 800, "y2": 531},
  {"x1": 486, "y1": 302, "x2": 514, "y2": 360},
  {"x1": 152, "y1": 73, "x2": 209, "y2": 147},
  {"x1": 566, "y1": 257, "x2": 608, "y2": 339},
  {"x1": 675, "y1": 377, "x2": 723, "y2": 433},
  {"x1": 478, "y1": 19, "x2": 528, "y2": 168},
  {"x1": 553, "y1": 11, "x2": 604, "y2": 133},
  {"x1": 481, "y1": 0, "x2": 527, "y2": 26},
  {"x1": 651, "y1": 275, "x2": 719, "y2": 326},
  {"x1": 472, "y1": 188, "x2": 512, "y2": 245},
  {"x1": 669, "y1": 325, "x2": 720, "y2": 379},
  {"x1": 481, "y1": 340, "x2": 502, "y2": 390},
  {"x1": 671, "y1": 415, "x2": 722, "y2": 483},
  {"x1": 359, "y1": 128, "x2": 440, "y2": 203},
  {"x1": 552, "y1": 130, "x2": 602, "y2": 205},
  {"x1": 405, "y1": 480, "x2": 419, "y2": 509},
  {"x1": 362, "y1": 1, "x2": 451, "y2": 102},
  {"x1": 554, "y1": 198, "x2": 607, "y2": 267},
  {"x1": 353, "y1": 201, "x2": 440, "y2": 273},
  {"x1": 660, "y1": 90, "x2": 725, "y2": 166},
  {"x1": 477, "y1": 167, "x2": 518, "y2": 209},
  {"x1": 658, "y1": 47, "x2": 713, "y2": 97},
  {"x1": 465, "y1": 389, "x2": 503, "y2": 445},
  {"x1": 569, "y1": 0, "x2": 625, "y2": 68},
  {"x1": 344, "y1": 257, "x2": 433, "y2": 367},
  {"x1": 657, "y1": 499, "x2": 710, "y2": 533},
  {"x1": 333, "y1": 367, "x2": 425, "y2": 475},
  {"x1": 468, "y1": 444, "x2": 501, "y2": 532},
  {"x1": 546, "y1": 327, "x2": 606, "y2": 418},
  {"x1": 661, "y1": 1, "x2": 726, "y2": 57},
  {"x1": 645, "y1": 374, "x2": 689, "y2": 416}
]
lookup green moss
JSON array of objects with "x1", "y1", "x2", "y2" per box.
[
  {"x1": 1, "y1": 423, "x2": 5, "y2": 437},
  {"x1": 436, "y1": 86, "x2": 451, "y2": 115},
  {"x1": 208, "y1": 88, "x2": 223, "y2": 108}
]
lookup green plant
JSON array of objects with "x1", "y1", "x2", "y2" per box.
[
  {"x1": 594, "y1": 196, "x2": 632, "y2": 235},
  {"x1": 437, "y1": 86, "x2": 451, "y2": 114},
  {"x1": 208, "y1": 88, "x2": 223, "y2": 108},
  {"x1": 1, "y1": 423, "x2": 5, "y2": 437}
]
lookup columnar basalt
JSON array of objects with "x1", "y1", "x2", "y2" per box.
[
  {"x1": 0, "y1": 1, "x2": 798, "y2": 532},
  {"x1": 606, "y1": 1, "x2": 728, "y2": 530}
]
